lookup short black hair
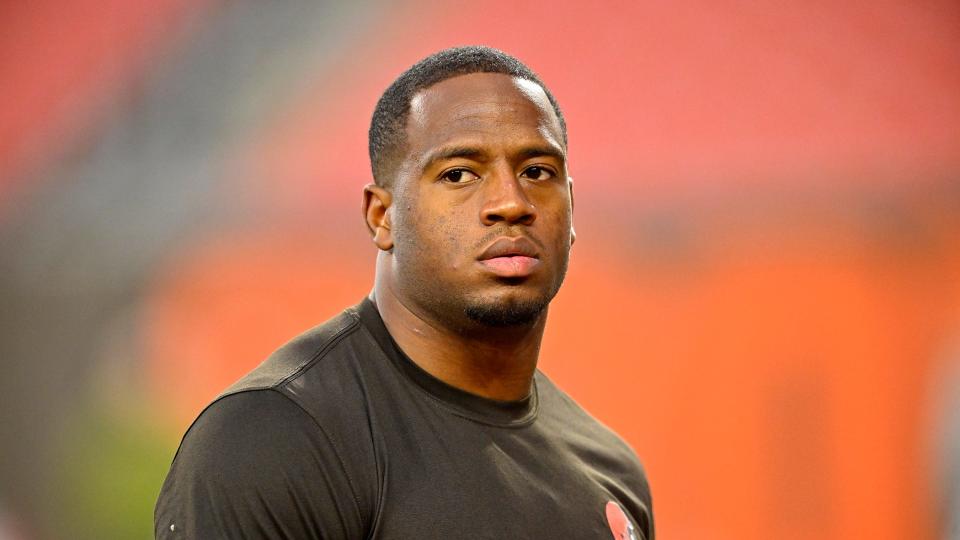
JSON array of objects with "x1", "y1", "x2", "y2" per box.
[{"x1": 368, "y1": 46, "x2": 567, "y2": 186}]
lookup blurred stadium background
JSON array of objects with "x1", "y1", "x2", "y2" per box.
[{"x1": 2, "y1": 1, "x2": 959, "y2": 538}]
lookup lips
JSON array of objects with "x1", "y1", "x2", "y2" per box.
[{"x1": 477, "y1": 237, "x2": 541, "y2": 278}]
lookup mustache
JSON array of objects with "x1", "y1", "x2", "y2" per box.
[{"x1": 473, "y1": 226, "x2": 545, "y2": 252}]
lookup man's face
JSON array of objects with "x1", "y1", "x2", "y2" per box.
[{"x1": 387, "y1": 72, "x2": 574, "y2": 328}]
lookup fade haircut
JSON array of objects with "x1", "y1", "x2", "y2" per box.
[{"x1": 368, "y1": 46, "x2": 567, "y2": 186}]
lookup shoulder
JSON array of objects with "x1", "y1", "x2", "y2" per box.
[
  {"x1": 170, "y1": 389, "x2": 329, "y2": 475},
  {"x1": 155, "y1": 390, "x2": 371, "y2": 538},
  {"x1": 176, "y1": 302, "x2": 386, "y2": 474},
  {"x1": 210, "y1": 304, "x2": 386, "y2": 468},
  {"x1": 219, "y1": 305, "x2": 363, "y2": 395},
  {"x1": 535, "y1": 371, "x2": 656, "y2": 538},
  {"x1": 213, "y1": 304, "x2": 383, "y2": 446},
  {"x1": 155, "y1": 305, "x2": 386, "y2": 538},
  {"x1": 535, "y1": 372, "x2": 625, "y2": 442},
  {"x1": 535, "y1": 370, "x2": 654, "y2": 488},
  {"x1": 217, "y1": 304, "x2": 389, "y2": 430},
  {"x1": 537, "y1": 371, "x2": 634, "y2": 444}
]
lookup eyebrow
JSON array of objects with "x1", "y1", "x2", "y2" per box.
[
  {"x1": 420, "y1": 146, "x2": 488, "y2": 171},
  {"x1": 515, "y1": 145, "x2": 566, "y2": 163},
  {"x1": 419, "y1": 144, "x2": 566, "y2": 172}
]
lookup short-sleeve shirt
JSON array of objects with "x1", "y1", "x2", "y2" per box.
[{"x1": 154, "y1": 299, "x2": 654, "y2": 539}]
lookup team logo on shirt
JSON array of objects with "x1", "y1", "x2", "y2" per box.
[{"x1": 605, "y1": 501, "x2": 638, "y2": 540}]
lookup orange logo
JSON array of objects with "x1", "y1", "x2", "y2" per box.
[{"x1": 605, "y1": 501, "x2": 639, "y2": 540}]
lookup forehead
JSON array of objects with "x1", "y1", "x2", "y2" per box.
[{"x1": 405, "y1": 72, "x2": 564, "y2": 161}]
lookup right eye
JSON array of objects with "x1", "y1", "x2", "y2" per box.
[{"x1": 440, "y1": 168, "x2": 480, "y2": 184}]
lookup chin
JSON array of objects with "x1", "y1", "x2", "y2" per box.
[{"x1": 463, "y1": 294, "x2": 550, "y2": 327}]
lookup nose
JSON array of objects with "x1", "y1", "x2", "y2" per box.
[{"x1": 479, "y1": 167, "x2": 537, "y2": 226}]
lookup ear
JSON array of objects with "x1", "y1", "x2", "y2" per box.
[
  {"x1": 362, "y1": 183, "x2": 394, "y2": 251},
  {"x1": 567, "y1": 176, "x2": 577, "y2": 246}
]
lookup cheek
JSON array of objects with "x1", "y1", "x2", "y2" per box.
[
  {"x1": 435, "y1": 212, "x2": 470, "y2": 270},
  {"x1": 540, "y1": 201, "x2": 573, "y2": 239},
  {"x1": 401, "y1": 204, "x2": 469, "y2": 268}
]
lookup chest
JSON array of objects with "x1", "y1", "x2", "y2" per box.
[{"x1": 368, "y1": 415, "x2": 643, "y2": 540}]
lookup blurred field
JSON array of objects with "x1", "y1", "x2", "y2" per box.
[{"x1": 2, "y1": 1, "x2": 959, "y2": 538}]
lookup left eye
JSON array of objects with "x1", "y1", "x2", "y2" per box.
[{"x1": 522, "y1": 166, "x2": 554, "y2": 181}]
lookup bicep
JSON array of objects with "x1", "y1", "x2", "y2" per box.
[{"x1": 155, "y1": 390, "x2": 366, "y2": 539}]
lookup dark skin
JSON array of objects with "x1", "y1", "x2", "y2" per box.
[{"x1": 362, "y1": 72, "x2": 575, "y2": 401}]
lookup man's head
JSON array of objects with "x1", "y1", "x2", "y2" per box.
[
  {"x1": 369, "y1": 46, "x2": 567, "y2": 187},
  {"x1": 363, "y1": 46, "x2": 575, "y2": 331}
]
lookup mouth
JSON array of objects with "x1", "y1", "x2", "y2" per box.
[{"x1": 477, "y1": 237, "x2": 541, "y2": 278}]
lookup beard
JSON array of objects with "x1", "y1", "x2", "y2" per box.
[
  {"x1": 393, "y1": 250, "x2": 566, "y2": 331},
  {"x1": 463, "y1": 295, "x2": 550, "y2": 327},
  {"x1": 390, "y1": 209, "x2": 570, "y2": 331}
]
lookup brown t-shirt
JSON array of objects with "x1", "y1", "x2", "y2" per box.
[{"x1": 154, "y1": 299, "x2": 654, "y2": 539}]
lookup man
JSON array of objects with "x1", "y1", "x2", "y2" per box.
[{"x1": 155, "y1": 46, "x2": 654, "y2": 539}]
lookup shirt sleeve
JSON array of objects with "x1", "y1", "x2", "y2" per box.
[{"x1": 154, "y1": 389, "x2": 368, "y2": 539}]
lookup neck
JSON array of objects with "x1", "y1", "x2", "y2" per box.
[{"x1": 372, "y1": 276, "x2": 546, "y2": 402}]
